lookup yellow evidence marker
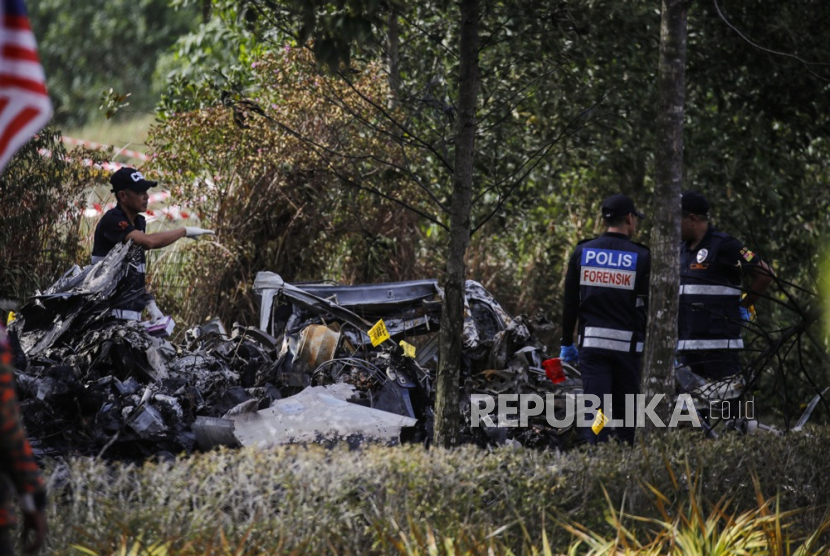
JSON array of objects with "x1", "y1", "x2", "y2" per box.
[{"x1": 368, "y1": 319, "x2": 391, "y2": 347}]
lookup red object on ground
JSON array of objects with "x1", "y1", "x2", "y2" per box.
[{"x1": 543, "y1": 358, "x2": 566, "y2": 384}]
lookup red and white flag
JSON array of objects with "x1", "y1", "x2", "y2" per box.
[{"x1": 0, "y1": 0, "x2": 52, "y2": 173}]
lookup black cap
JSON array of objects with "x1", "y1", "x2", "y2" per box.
[
  {"x1": 110, "y1": 167, "x2": 157, "y2": 193},
  {"x1": 681, "y1": 190, "x2": 709, "y2": 215},
  {"x1": 601, "y1": 194, "x2": 645, "y2": 219}
]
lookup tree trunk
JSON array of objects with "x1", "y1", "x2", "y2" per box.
[
  {"x1": 386, "y1": 10, "x2": 401, "y2": 109},
  {"x1": 434, "y1": 0, "x2": 479, "y2": 448},
  {"x1": 202, "y1": 0, "x2": 211, "y2": 23},
  {"x1": 641, "y1": 0, "x2": 688, "y2": 433}
]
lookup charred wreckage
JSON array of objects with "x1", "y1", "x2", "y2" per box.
[
  {"x1": 11, "y1": 243, "x2": 804, "y2": 460},
  {"x1": 8, "y1": 243, "x2": 581, "y2": 459}
]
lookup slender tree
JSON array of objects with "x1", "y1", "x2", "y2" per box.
[
  {"x1": 433, "y1": 0, "x2": 480, "y2": 447},
  {"x1": 641, "y1": 0, "x2": 688, "y2": 431},
  {"x1": 386, "y1": 11, "x2": 401, "y2": 109},
  {"x1": 202, "y1": 0, "x2": 212, "y2": 23}
]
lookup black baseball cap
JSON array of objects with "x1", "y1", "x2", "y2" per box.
[
  {"x1": 681, "y1": 190, "x2": 709, "y2": 215},
  {"x1": 110, "y1": 167, "x2": 157, "y2": 193},
  {"x1": 601, "y1": 194, "x2": 645, "y2": 219}
]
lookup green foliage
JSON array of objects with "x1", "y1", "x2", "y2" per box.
[
  {"x1": 29, "y1": 0, "x2": 199, "y2": 127},
  {"x1": 156, "y1": 1, "x2": 268, "y2": 118},
  {"x1": 71, "y1": 537, "x2": 171, "y2": 556},
  {"x1": 822, "y1": 252, "x2": 830, "y2": 341},
  {"x1": 45, "y1": 429, "x2": 830, "y2": 555},
  {"x1": 0, "y1": 128, "x2": 103, "y2": 304},
  {"x1": 558, "y1": 473, "x2": 830, "y2": 555},
  {"x1": 64, "y1": 115, "x2": 156, "y2": 156},
  {"x1": 237, "y1": 0, "x2": 401, "y2": 71}
]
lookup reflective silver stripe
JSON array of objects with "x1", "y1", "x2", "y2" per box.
[
  {"x1": 92, "y1": 258, "x2": 144, "y2": 274},
  {"x1": 679, "y1": 285, "x2": 741, "y2": 296},
  {"x1": 584, "y1": 327, "x2": 633, "y2": 341},
  {"x1": 582, "y1": 338, "x2": 631, "y2": 352},
  {"x1": 112, "y1": 309, "x2": 142, "y2": 321},
  {"x1": 635, "y1": 342, "x2": 644, "y2": 353},
  {"x1": 677, "y1": 339, "x2": 744, "y2": 350}
]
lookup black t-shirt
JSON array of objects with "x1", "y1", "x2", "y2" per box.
[
  {"x1": 91, "y1": 206, "x2": 148, "y2": 312},
  {"x1": 92, "y1": 206, "x2": 146, "y2": 260}
]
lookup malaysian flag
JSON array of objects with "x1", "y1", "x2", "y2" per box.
[{"x1": 0, "y1": 0, "x2": 51, "y2": 173}]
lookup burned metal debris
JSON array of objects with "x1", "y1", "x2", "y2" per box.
[
  {"x1": 252, "y1": 272, "x2": 583, "y2": 449},
  {"x1": 10, "y1": 246, "x2": 581, "y2": 460}
]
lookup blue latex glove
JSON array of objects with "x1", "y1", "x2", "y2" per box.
[
  {"x1": 740, "y1": 307, "x2": 751, "y2": 322},
  {"x1": 560, "y1": 344, "x2": 579, "y2": 365}
]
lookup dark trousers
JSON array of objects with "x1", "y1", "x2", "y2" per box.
[
  {"x1": 580, "y1": 348, "x2": 641, "y2": 445},
  {"x1": 678, "y1": 350, "x2": 740, "y2": 381}
]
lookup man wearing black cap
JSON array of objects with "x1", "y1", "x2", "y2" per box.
[
  {"x1": 678, "y1": 191, "x2": 773, "y2": 380},
  {"x1": 91, "y1": 167, "x2": 214, "y2": 321},
  {"x1": 559, "y1": 194, "x2": 651, "y2": 444}
]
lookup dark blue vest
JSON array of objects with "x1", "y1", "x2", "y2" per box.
[
  {"x1": 573, "y1": 234, "x2": 649, "y2": 354},
  {"x1": 678, "y1": 230, "x2": 743, "y2": 350}
]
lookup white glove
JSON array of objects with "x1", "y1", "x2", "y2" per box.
[
  {"x1": 185, "y1": 226, "x2": 215, "y2": 239},
  {"x1": 146, "y1": 300, "x2": 164, "y2": 321}
]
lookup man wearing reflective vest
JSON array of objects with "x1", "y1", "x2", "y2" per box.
[
  {"x1": 560, "y1": 194, "x2": 651, "y2": 444},
  {"x1": 678, "y1": 191, "x2": 773, "y2": 380},
  {"x1": 91, "y1": 167, "x2": 214, "y2": 321}
]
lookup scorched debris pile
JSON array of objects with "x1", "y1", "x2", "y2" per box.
[{"x1": 8, "y1": 243, "x2": 580, "y2": 459}]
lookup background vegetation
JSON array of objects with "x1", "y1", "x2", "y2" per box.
[
  {"x1": 5, "y1": 0, "x2": 826, "y2": 425},
  {"x1": 0, "y1": 0, "x2": 822, "y2": 429},
  {"x1": 147, "y1": 46, "x2": 431, "y2": 322},
  {"x1": 1, "y1": 1, "x2": 829, "y2": 552}
]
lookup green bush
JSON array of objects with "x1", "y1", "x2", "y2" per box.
[{"x1": 45, "y1": 428, "x2": 830, "y2": 555}]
